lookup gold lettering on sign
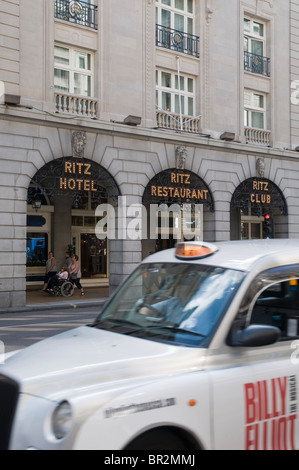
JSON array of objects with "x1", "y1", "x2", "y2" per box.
[
  {"x1": 59, "y1": 161, "x2": 97, "y2": 192},
  {"x1": 250, "y1": 180, "x2": 271, "y2": 205},
  {"x1": 150, "y1": 172, "x2": 209, "y2": 202}
]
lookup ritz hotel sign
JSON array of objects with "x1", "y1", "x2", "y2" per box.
[
  {"x1": 59, "y1": 131, "x2": 97, "y2": 192},
  {"x1": 59, "y1": 161, "x2": 97, "y2": 192}
]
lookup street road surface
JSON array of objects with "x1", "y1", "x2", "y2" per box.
[{"x1": 0, "y1": 306, "x2": 100, "y2": 353}]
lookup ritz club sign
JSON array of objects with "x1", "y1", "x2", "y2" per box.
[{"x1": 250, "y1": 180, "x2": 271, "y2": 205}]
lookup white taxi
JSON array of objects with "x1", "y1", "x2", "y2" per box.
[{"x1": 1, "y1": 239, "x2": 299, "y2": 450}]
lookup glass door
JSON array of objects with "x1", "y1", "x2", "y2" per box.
[{"x1": 241, "y1": 217, "x2": 263, "y2": 240}]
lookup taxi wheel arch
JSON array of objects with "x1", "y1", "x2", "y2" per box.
[{"x1": 124, "y1": 426, "x2": 201, "y2": 451}]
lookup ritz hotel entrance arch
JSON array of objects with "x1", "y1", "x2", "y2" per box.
[{"x1": 26, "y1": 146, "x2": 120, "y2": 287}]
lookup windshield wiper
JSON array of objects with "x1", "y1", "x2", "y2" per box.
[
  {"x1": 91, "y1": 319, "x2": 206, "y2": 339},
  {"x1": 91, "y1": 318, "x2": 140, "y2": 330},
  {"x1": 123, "y1": 324, "x2": 206, "y2": 338}
]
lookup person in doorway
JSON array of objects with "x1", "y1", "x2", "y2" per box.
[
  {"x1": 69, "y1": 254, "x2": 84, "y2": 296},
  {"x1": 46, "y1": 266, "x2": 69, "y2": 294},
  {"x1": 42, "y1": 252, "x2": 57, "y2": 291}
]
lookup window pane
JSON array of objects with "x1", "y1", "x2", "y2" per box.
[
  {"x1": 26, "y1": 233, "x2": 48, "y2": 266},
  {"x1": 244, "y1": 109, "x2": 249, "y2": 127},
  {"x1": 187, "y1": 17, "x2": 193, "y2": 34},
  {"x1": 175, "y1": 0, "x2": 184, "y2": 11},
  {"x1": 188, "y1": 78, "x2": 193, "y2": 93},
  {"x1": 54, "y1": 69, "x2": 69, "y2": 92},
  {"x1": 161, "y1": 9, "x2": 171, "y2": 27},
  {"x1": 175, "y1": 95, "x2": 184, "y2": 114},
  {"x1": 252, "y1": 111, "x2": 264, "y2": 129},
  {"x1": 244, "y1": 91, "x2": 251, "y2": 107},
  {"x1": 174, "y1": 13, "x2": 184, "y2": 31},
  {"x1": 175, "y1": 94, "x2": 180, "y2": 114},
  {"x1": 162, "y1": 0, "x2": 171, "y2": 5},
  {"x1": 162, "y1": 92, "x2": 171, "y2": 111},
  {"x1": 244, "y1": 36, "x2": 249, "y2": 52},
  {"x1": 244, "y1": 18, "x2": 250, "y2": 33},
  {"x1": 162, "y1": 72, "x2": 172, "y2": 88},
  {"x1": 74, "y1": 73, "x2": 91, "y2": 96},
  {"x1": 251, "y1": 39, "x2": 263, "y2": 56},
  {"x1": 253, "y1": 21, "x2": 264, "y2": 37},
  {"x1": 74, "y1": 51, "x2": 91, "y2": 71},
  {"x1": 175, "y1": 75, "x2": 184, "y2": 90},
  {"x1": 253, "y1": 93, "x2": 264, "y2": 109},
  {"x1": 54, "y1": 46, "x2": 69, "y2": 66},
  {"x1": 188, "y1": 97, "x2": 194, "y2": 116},
  {"x1": 187, "y1": 0, "x2": 193, "y2": 14}
]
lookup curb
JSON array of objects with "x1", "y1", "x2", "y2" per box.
[{"x1": 0, "y1": 298, "x2": 108, "y2": 315}]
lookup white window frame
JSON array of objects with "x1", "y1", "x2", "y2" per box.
[
  {"x1": 156, "y1": 68, "x2": 195, "y2": 117},
  {"x1": 54, "y1": 44, "x2": 94, "y2": 97},
  {"x1": 156, "y1": 0, "x2": 195, "y2": 35},
  {"x1": 244, "y1": 90, "x2": 266, "y2": 130},
  {"x1": 244, "y1": 17, "x2": 266, "y2": 57}
]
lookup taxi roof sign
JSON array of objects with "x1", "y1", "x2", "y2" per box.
[{"x1": 175, "y1": 242, "x2": 218, "y2": 260}]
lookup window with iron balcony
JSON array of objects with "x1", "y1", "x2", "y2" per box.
[
  {"x1": 244, "y1": 17, "x2": 270, "y2": 77},
  {"x1": 54, "y1": 0, "x2": 98, "y2": 30},
  {"x1": 156, "y1": 0, "x2": 199, "y2": 58}
]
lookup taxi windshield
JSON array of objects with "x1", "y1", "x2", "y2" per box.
[{"x1": 94, "y1": 263, "x2": 244, "y2": 347}]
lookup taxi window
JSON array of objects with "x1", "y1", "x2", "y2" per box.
[
  {"x1": 94, "y1": 263, "x2": 244, "y2": 347},
  {"x1": 250, "y1": 278, "x2": 299, "y2": 340}
]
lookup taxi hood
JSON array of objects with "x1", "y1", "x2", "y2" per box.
[{"x1": 0, "y1": 326, "x2": 204, "y2": 399}]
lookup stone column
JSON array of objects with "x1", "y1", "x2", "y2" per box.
[{"x1": 53, "y1": 195, "x2": 73, "y2": 269}]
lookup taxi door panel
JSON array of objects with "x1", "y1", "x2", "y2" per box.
[
  {"x1": 247, "y1": 358, "x2": 298, "y2": 451},
  {"x1": 209, "y1": 356, "x2": 255, "y2": 450},
  {"x1": 245, "y1": 278, "x2": 299, "y2": 450}
]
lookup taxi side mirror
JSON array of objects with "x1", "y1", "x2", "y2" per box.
[{"x1": 228, "y1": 324, "x2": 281, "y2": 347}]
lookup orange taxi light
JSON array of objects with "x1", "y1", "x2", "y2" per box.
[{"x1": 175, "y1": 242, "x2": 218, "y2": 260}]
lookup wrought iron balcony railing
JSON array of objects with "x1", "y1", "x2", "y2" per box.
[
  {"x1": 244, "y1": 51, "x2": 270, "y2": 77},
  {"x1": 54, "y1": 0, "x2": 98, "y2": 30},
  {"x1": 156, "y1": 24, "x2": 199, "y2": 58}
]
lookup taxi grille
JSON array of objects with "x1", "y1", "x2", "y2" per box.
[{"x1": 0, "y1": 375, "x2": 19, "y2": 450}]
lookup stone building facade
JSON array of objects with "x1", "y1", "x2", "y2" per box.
[{"x1": 1, "y1": 0, "x2": 299, "y2": 308}]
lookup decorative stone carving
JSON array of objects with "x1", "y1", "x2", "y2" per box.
[
  {"x1": 72, "y1": 131, "x2": 87, "y2": 158},
  {"x1": 256, "y1": 157, "x2": 265, "y2": 178},
  {"x1": 176, "y1": 146, "x2": 188, "y2": 170}
]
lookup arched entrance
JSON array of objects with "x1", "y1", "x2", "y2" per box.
[
  {"x1": 230, "y1": 177, "x2": 288, "y2": 240},
  {"x1": 142, "y1": 168, "x2": 214, "y2": 256},
  {"x1": 26, "y1": 157, "x2": 120, "y2": 288}
]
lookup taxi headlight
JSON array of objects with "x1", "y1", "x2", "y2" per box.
[{"x1": 52, "y1": 401, "x2": 73, "y2": 440}]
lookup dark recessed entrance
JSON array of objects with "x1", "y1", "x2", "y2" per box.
[
  {"x1": 27, "y1": 157, "x2": 120, "y2": 286},
  {"x1": 230, "y1": 178, "x2": 288, "y2": 240}
]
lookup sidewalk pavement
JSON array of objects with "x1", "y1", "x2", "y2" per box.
[{"x1": 0, "y1": 287, "x2": 110, "y2": 314}]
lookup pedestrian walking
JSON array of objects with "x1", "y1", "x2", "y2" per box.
[
  {"x1": 69, "y1": 254, "x2": 85, "y2": 296},
  {"x1": 42, "y1": 251, "x2": 58, "y2": 291}
]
